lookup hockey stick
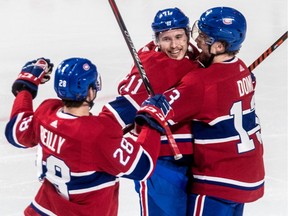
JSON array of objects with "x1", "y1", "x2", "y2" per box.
[
  {"x1": 108, "y1": 0, "x2": 183, "y2": 160},
  {"x1": 248, "y1": 31, "x2": 287, "y2": 71}
]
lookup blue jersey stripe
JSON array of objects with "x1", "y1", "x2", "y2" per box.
[
  {"x1": 106, "y1": 95, "x2": 138, "y2": 126},
  {"x1": 5, "y1": 113, "x2": 27, "y2": 148},
  {"x1": 193, "y1": 110, "x2": 258, "y2": 140}
]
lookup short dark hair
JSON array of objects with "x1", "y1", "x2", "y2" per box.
[
  {"x1": 219, "y1": 40, "x2": 239, "y2": 55},
  {"x1": 62, "y1": 100, "x2": 84, "y2": 108}
]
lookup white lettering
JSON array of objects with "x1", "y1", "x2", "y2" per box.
[
  {"x1": 237, "y1": 75, "x2": 253, "y2": 97},
  {"x1": 40, "y1": 125, "x2": 66, "y2": 154},
  {"x1": 237, "y1": 80, "x2": 244, "y2": 96},
  {"x1": 19, "y1": 116, "x2": 33, "y2": 131},
  {"x1": 57, "y1": 137, "x2": 65, "y2": 154}
]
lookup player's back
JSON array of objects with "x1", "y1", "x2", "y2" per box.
[
  {"x1": 190, "y1": 57, "x2": 265, "y2": 203},
  {"x1": 163, "y1": 56, "x2": 264, "y2": 203},
  {"x1": 28, "y1": 98, "x2": 122, "y2": 215}
]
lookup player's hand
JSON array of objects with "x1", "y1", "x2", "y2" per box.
[
  {"x1": 135, "y1": 94, "x2": 174, "y2": 134},
  {"x1": 12, "y1": 58, "x2": 54, "y2": 98}
]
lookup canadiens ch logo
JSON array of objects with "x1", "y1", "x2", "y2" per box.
[
  {"x1": 83, "y1": 63, "x2": 90, "y2": 71},
  {"x1": 223, "y1": 18, "x2": 234, "y2": 25}
]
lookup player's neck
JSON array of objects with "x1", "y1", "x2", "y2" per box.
[
  {"x1": 212, "y1": 53, "x2": 235, "y2": 64},
  {"x1": 63, "y1": 105, "x2": 90, "y2": 117}
]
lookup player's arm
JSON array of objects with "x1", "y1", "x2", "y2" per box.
[
  {"x1": 101, "y1": 95, "x2": 173, "y2": 180},
  {"x1": 164, "y1": 71, "x2": 204, "y2": 124},
  {"x1": 111, "y1": 55, "x2": 197, "y2": 128},
  {"x1": 102, "y1": 94, "x2": 140, "y2": 129},
  {"x1": 5, "y1": 58, "x2": 53, "y2": 148}
]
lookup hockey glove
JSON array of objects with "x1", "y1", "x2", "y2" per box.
[
  {"x1": 135, "y1": 94, "x2": 174, "y2": 134},
  {"x1": 12, "y1": 58, "x2": 54, "y2": 99}
]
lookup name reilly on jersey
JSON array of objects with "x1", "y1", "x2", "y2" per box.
[{"x1": 40, "y1": 125, "x2": 65, "y2": 154}]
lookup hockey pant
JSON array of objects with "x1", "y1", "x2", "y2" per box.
[
  {"x1": 134, "y1": 158, "x2": 189, "y2": 216},
  {"x1": 187, "y1": 194, "x2": 244, "y2": 216}
]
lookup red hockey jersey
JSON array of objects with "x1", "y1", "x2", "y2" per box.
[
  {"x1": 164, "y1": 57, "x2": 265, "y2": 203},
  {"x1": 5, "y1": 91, "x2": 161, "y2": 216},
  {"x1": 116, "y1": 41, "x2": 200, "y2": 157}
]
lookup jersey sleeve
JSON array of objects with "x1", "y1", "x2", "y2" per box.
[
  {"x1": 115, "y1": 51, "x2": 199, "y2": 127},
  {"x1": 5, "y1": 90, "x2": 36, "y2": 148},
  {"x1": 102, "y1": 95, "x2": 139, "y2": 129},
  {"x1": 164, "y1": 70, "x2": 205, "y2": 124},
  {"x1": 93, "y1": 110, "x2": 161, "y2": 181}
]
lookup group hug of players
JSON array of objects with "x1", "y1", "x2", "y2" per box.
[{"x1": 5, "y1": 6, "x2": 264, "y2": 216}]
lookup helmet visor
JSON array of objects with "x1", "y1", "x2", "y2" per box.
[
  {"x1": 191, "y1": 20, "x2": 215, "y2": 45},
  {"x1": 91, "y1": 73, "x2": 102, "y2": 92},
  {"x1": 95, "y1": 73, "x2": 102, "y2": 92}
]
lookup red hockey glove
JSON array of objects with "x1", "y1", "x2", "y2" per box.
[
  {"x1": 135, "y1": 94, "x2": 174, "y2": 134},
  {"x1": 12, "y1": 58, "x2": 54, "y2": 99}
]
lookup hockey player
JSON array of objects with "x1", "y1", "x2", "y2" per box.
[
  {"x1": 5, "y1": 57, "x2": 173, "y2": 216},
  {"x1": 162, "y1": 7, "x2": 265, "y2": 215},
  {"x1": 107, "y1": 7, "x2": 201, "y2": 216}
]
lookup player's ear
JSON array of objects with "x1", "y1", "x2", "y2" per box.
[
  {"x1": 87, "y1": 87, "x2": 97, "y2": 101},
  {"x1": 215, "y1": 41, "x2": 226, "y2": 52}
]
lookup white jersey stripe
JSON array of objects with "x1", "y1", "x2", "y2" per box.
[
  {"x1": 32, "y1": 200, "x2": 57, "y2": 216},
  {"x1": 69, "y1": 179, "x2": 119, "y2": 194},
  {"x1": 193, "y1": 174, "x2": 264, "y2": 188},
  {"x1": 194, "y1": 125, "x2": 261, "y2": 145}
]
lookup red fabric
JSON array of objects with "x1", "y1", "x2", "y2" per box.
[
  {"x1": 164, "y1": 57, "x2": 265, "y2": 202},
  {"x1": 8, "y1": 98, "x2": 161, "y2": 215},
  {"x1": 118, "y1": 41, "x2": 201, "y2": 157}
]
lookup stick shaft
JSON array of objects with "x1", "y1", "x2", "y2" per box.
[
  {"x1": 248, "y1": 31, "x2": 287, "y2": 71},
  {"x1": 108, "y1": 0, "x2": 182, "y2": 160},
  {"x1": 108, "y1": 0, "x2": 154, "y2": 96}
]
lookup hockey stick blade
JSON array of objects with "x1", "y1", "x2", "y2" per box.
[
  {"x1": 248, "y1": 31, "x2": 287, "y2": 72},
  {"x1": 108, "y1": 0, "x2": 183, "y2": 160}
]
